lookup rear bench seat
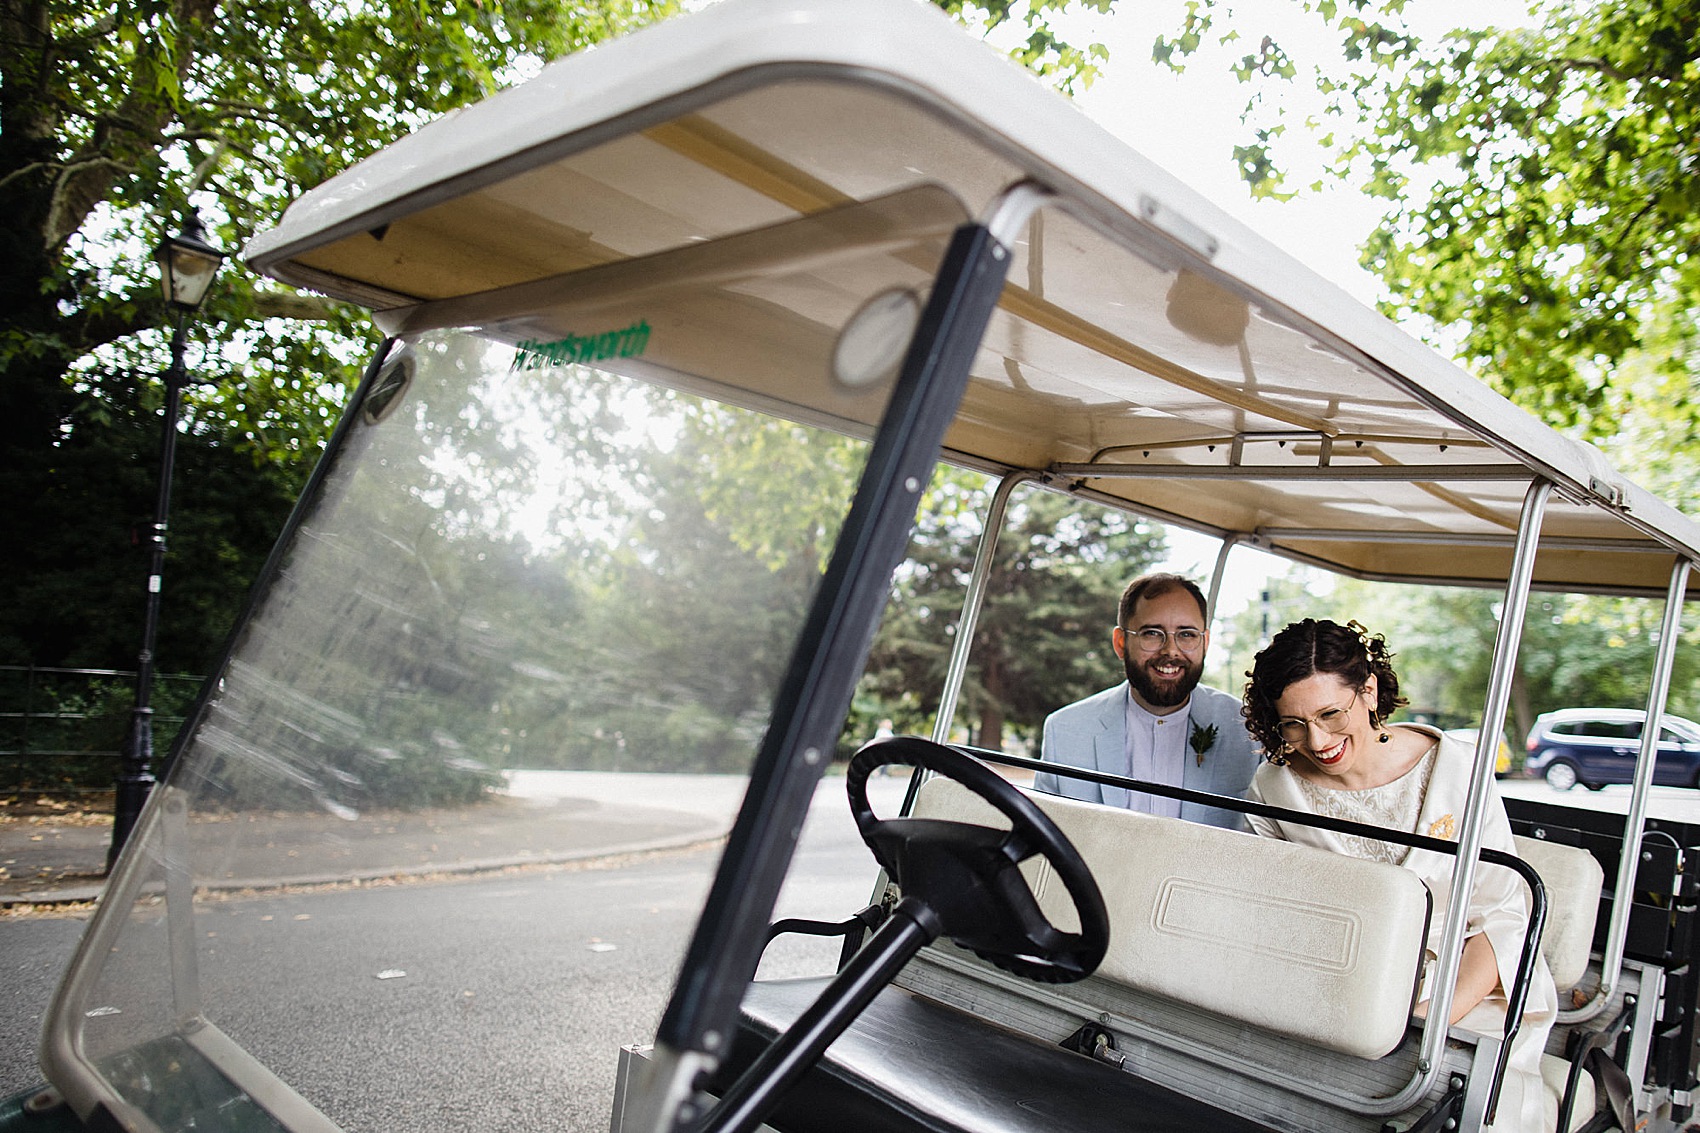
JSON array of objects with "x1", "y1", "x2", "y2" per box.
[
  {"x1": 726, "y1": 776, "x2": 1607, "y2": 1132},
  {"x1": 1515, "y1": 834, "x2": 1604, "y2": 1130}
]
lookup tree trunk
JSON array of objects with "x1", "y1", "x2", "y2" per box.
[
  {"x1": 1509, "y1": 664, "x2": 1534, "y2": 758},
  {"x1": 977, "y1": 701, "x2": 1005, "y2": 755}
]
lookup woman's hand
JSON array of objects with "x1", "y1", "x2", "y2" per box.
[{"x1": 1414, "y1": 934, "x2": 1503, "y2": 1024}]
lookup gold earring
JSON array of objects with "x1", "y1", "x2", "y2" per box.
[
  {"x1": 1369, "y1": 708, "x2": 1390, "y2": 744},
  {"x1": 1268, "y1": 743, "x2": 1292, "y2": 767}
]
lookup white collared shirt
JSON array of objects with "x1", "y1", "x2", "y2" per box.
[{"x1": 1123, "y1": 691, "x2": 1190, "y2": 819}]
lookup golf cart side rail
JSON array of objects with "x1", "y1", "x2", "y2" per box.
[
  {"x1": 948, "y1": 745, "x2": 1547, "y2": 1122},
  {"x1": 1564, "y1": 559, "x2": 1693, "y2": 1026}
]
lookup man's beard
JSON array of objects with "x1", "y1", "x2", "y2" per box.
[{"x1": 1123, "y1": 651, "x2": 1203, "y2": 709}]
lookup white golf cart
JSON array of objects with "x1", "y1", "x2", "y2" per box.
[{"x1": 12, "y1": 2, "x2": 1700, "y2": 1132}]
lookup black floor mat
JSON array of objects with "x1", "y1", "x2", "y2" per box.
[{"x1": 710, "y1": 977, "x2": 1280, "y2": 1133}]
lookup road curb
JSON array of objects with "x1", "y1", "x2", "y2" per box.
[{"x1": 1, "y1": 822, "x2": 732, "y2": 910}]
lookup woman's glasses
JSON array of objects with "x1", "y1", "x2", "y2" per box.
[{"x1": 1276, "y1": 694, "x2": 1360, "y2": 744}]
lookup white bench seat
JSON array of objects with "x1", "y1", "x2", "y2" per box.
[{"x1": 911, "y1": 778, "x2": 1433, "y2": 1060}]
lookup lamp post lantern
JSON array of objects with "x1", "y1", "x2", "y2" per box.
[{"x1": 109, "y1": 211, "x2": 226, "y2": 871}]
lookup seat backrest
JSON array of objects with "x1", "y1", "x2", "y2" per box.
[
  {"x1": 1511, "y1": 834, "x2": 1604, "y2": 992},
  {"x1": 911, "y1": 777, "x2": 1432, "y2": 1060}
]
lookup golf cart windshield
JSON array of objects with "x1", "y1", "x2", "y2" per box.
[{"x1": 42, "y1": 184, "x2": 966, "y2": 1131}]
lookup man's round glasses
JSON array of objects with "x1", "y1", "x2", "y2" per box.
[
  {"x1": 1276, "y1": 694, "x2": 1359, "y2": 744},
  {"x1": 1123, "y1": 627, "x2": 1204, "y2": 654}
]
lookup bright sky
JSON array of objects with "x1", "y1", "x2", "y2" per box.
[{"x1": 1043, "y1": 0, "x2": 1536, "y2": 618}]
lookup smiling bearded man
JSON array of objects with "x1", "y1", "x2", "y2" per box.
[{"x1": 1032, "y1": 572, "x2": 1261, "y2": 829}]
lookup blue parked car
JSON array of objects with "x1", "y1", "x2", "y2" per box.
[{"x1": 1524, "y1": 708, "x2": 1700, "y2": 790}]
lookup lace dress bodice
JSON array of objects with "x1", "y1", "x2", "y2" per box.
[{"x1": 1289, "y1": 746, "x2": 1438, "y2": 864}]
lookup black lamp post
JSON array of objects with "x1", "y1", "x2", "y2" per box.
[{"x1": 109, "y1": 211, "x2": 226, "y2": 871}]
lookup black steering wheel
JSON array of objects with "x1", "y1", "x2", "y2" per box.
[
  {"x1": 696, "y1": 738, "x2": 1110, "y2": 1133},
  {"x1": 848, "y1": 735, "x2": 1108, "y2": 983}
]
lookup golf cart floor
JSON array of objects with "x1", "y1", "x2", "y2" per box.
[{"x1": 722, "y1": 977, "x2": 1278, "y2": 1133}]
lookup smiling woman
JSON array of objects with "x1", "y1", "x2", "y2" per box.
[{"x1": 1242, "y1": 617, "x2": 1558, "y2": 1133}]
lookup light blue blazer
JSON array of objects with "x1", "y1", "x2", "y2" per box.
[{"x1": 1032, "y1": 682, "x2": 1262, "y2": 830}]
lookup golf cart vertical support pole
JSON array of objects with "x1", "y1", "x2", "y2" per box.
[
  {"x1": 1562, "y1": 555, "x2": 1693, "y2": 1026},
  {"x1": 1205, "y1": 534, "x2": 1242, "y2": 634},
  {"x1": 1416, "y1": 477, "x2": 1553, "y2": 1119},
  {"x1": 930, "y1": 472, "x2": 1036, "y2": 747},
  {"x1": 635, "y1": 183, "x2": 1054, "y2": 1133}
]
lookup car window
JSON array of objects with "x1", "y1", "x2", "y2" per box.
[{"x1": 1577, "y1": 720, "x2": 1641, "y2": 739}]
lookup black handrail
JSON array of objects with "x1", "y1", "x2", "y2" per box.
[{"x1": 945, "y1": 745, "x2": 1547, "y2": 1122}]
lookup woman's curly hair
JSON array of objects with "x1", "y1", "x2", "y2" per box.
[{"x1": 1241, "y1": 618, "x2": 1407, "y2": 758}]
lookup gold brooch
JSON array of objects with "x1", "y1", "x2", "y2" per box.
[{"x1": 1427, "y1": 814, "x2": 1457, "y2": 840}]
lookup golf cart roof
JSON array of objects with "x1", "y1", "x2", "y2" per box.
[{"x1": 245, "y1": 0, "x2": 1700, "y2": 597}]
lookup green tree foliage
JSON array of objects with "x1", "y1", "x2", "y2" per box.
[
  {"x1": 537, "y1": 399, "x2": 836, "y2": 772},
  {"x1": 1153, "y1": 0, "x2": 1699, "y2": 443},
  {"x1": 1148, "y1": 0, "x2": 1700, "y2": 773},
  {"x1": 932, "y1": 0, "x2": 1115, "y2": 92},
  {"x1": 0, "y1": 0, "x2": 1124, "y2": 681},
  {"x1": 4, "y1": 363, "x2": 305, "y2": 669},
  {"x1": 1595, "y1": 342, "x2": 1700, "y2": 514},
  {"x1": 316, "y1": 362, "x2": 850, "y2": 781},
  {"x1": 859, "y1": 479, "x2": 1166, "y2": 753},
  {"x1": 1350, "y1": 2, "x2": 1700, "y2": 439},
  {"x1": 0, "y1": 0, "x2": 677, "y2": 674},
  {"x1": 3, "y1": 0, "x2": 678, "y2": 406}
]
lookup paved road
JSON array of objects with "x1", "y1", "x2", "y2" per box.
[
  {"x1": 156, "y1": 844, "x2": 852, "y2": 1132},
  {"x1": 1, "y1": 916, "x2": 85, "y2": 1101},
  {"x1": 0, "y1": 772, "x2": 908, "y2": 1128},
  {"x1": 1499, "y1": 777, "x2": 1700, "y2": 823},
  {"x1": 6, "y1": 772, "x2": 1697, "y2": 1129}
]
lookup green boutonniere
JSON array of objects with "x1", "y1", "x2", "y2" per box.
[{"x1": 1189, "y1": 721, "x2": 1218, "y2": 767}]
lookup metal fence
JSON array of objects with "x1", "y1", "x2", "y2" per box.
[{"x1": 0, "y1": 665, "x2": 203, "y2": 798}]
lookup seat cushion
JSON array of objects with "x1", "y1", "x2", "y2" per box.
[
  {"x1": 1512, "y1": 836, "x2": 1604, "y2": 992},
  {"x1": 1540, "y1": 1054, "x2": 1597, "y2": 1133}
]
